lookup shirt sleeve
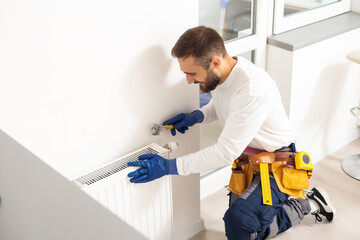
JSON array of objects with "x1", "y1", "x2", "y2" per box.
[
  {"x1": 199, "y1": 98, "x2": 218, "y2": 123},
  {"x1": 176, "y1": 90, "x2": 273, "y2": 175}
]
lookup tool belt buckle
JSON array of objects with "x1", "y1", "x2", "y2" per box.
[{"x1": 249, "y1": 152, "x2": 275, "y2": 165}]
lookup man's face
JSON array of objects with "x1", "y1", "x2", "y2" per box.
[{"x1": 178, "y1": 56, "x2": 220, "y2": 93}]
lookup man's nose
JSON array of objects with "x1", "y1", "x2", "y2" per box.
[{"x1": 186, "y1": 75, "x2": 195, "y2": 84}]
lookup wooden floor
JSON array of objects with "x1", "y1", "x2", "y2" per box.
[{"x1": 191, "y1": 138, "x2": 360, "y2": 240}]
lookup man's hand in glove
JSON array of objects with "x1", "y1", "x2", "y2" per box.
[
  {"x1": 163, "y1": 110, "x2": 204, "y2": 136},
  {"x1": 127, "y1": 154, "x2": 178, "y2": 183}
]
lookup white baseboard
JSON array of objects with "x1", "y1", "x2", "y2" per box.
[
  {"x1": 200, "y1": 166, "x2": 231, "y2": 199},
  {"x1": 173, "y1": 218, "x2": 205, "y2": 240}
]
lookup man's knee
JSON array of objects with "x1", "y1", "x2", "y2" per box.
[{"x1": 223, "y1": 199, "x2": 261, "y2": 240}]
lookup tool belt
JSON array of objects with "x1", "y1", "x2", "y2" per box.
[{"x1": 228, "y1": 151, "x2": 312, "y2": 201}]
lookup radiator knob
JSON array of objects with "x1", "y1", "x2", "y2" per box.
[{"x1": 163, "y1": 141, "x2": 180, "y2": 152}]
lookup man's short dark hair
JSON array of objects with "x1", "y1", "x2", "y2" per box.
[{"x1": 171, "y1": 26, "x2": 227, "y2": 69}]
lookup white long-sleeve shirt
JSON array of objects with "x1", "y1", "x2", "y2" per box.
[{"x1": 176, "y1": 56, "x2": 296, "y2": 176}]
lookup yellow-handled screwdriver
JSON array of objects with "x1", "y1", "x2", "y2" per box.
[{"x1": 151, "y1": 123, "x2": 173, "y2": 135}]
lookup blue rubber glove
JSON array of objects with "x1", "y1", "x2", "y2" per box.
[
  {"x1": 163, "y1": 110, "x2": 204, "y2": 136},
  {"x1": 127, "y1": 154, "x2": 178, "y2": 183}
]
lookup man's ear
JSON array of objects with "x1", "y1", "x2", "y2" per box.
[{"x1": 210, "y1": 56, "x2": 221, "y2": 69}]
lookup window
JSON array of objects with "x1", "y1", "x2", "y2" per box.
[
  {"x1": 199, "y1": 0, "x2": 268, "y2": 68},
  {"x1": 284, "y1": 0, "x2": 340, "y2": 17},
  {"x1": 273, "y1": 0, "x2": 351, "y2": 34},
  {"x1": 199, "y1": 0, "x2": 255, "y2": 42}
]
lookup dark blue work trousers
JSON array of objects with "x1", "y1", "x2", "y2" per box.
[{"x1": 223, "y1": 176, "x2": 292, "y2": 240}]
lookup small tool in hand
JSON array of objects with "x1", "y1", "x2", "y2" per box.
[{"x1": 151, "y1": 123, "x2": 173, "y2": 135}]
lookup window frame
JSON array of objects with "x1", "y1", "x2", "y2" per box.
[
  {"x1": 224, "y1": 0, "x2": 270, "y2": 68},
  {"x1": 273, "y1": 0, "x2": 351, "y2": 34}
]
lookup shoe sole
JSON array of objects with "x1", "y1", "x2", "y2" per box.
[{"x1": 313, "y1": 186, "x2": 337, "y2": 221}]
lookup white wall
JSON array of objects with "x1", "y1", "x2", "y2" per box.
[
  {"x1": 267, "y1": 28, "x2": 360, "y2": 163},
  {"x1": 0, "y1": 0, "x2": 202, "y2": 238},
  {"x1": 199, "y1": 0, "x2": 220, "y2": 29},
  {"x1": 0, "y1": 130, "x2": 147, "y2": 240},
  {"x1": 351, "y1": 0, "x2": 360, "y2": 12}
]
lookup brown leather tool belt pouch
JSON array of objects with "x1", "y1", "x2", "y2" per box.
[{"x1": 228, "y1": 151, "x2": 311, "y2": 196}]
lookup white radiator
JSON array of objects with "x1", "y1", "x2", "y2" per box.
[{"x1": 72, "y1": 143, "x2": 173, "y2": 240}]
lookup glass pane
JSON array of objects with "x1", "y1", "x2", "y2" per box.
[
  {"x1": 284, "y1": 0, "x2": 340, "y2": 17},
  {"x1": 199, "y1": 0, "x2": 255, "y2": 42}
]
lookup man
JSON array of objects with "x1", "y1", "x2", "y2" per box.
[{"x1": 128, "y1": 26, "x2": 335, "y2": 239}]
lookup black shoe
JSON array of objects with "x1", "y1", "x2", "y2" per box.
[{"x1": 307, "y1": 187, "x2": 336, "y2": 222}]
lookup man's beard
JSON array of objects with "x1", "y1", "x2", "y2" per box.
[{"x1": 200, "y1": 69, "x2": 221, "y2": 93}]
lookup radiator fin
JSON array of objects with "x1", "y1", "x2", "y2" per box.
[{"x1": 73, "y1": 147, "x2": 158, "y2": 186}]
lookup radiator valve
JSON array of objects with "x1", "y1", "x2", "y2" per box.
[{"x1": 163, "y1": 141, "x2": 180, "y2": 153}]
